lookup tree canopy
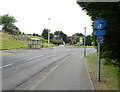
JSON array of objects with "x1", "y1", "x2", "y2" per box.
[
  {"x1": 54, "y1": 31, "x2": 68, "y2": 42},
  {"x1": 0, "y1": 14, "x2": 21, "y2": 35},
  {"x1": 41, "y1": 28, "x2": 49, "y2": 39},
  {"x1": 0, "y1": 14, "x2": 17, "y2": 33},
  {"x1": 72, "y1": 33, "x2": 84, "y2": 36},
  {"x1": 86, "y1": 35, "x2": 92, "y2": 46},
  {"x1": 78, "y1": 2, "x2": 120, "y2": 64}
]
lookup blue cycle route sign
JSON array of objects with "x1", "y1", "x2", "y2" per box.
[
  {"x1": 94, "y1": 18, "x2": 106, "y2": 29},
  {"x1": 94, "y1": 30, "x2": 105, "y2": 35},
  {"x1": 97, "y1": 36, "x2": 103, "y2": 43},
  {"x1": 97, "y1": 35, "x2": 103, "y2": 40}
]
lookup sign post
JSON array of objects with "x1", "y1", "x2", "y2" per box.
[
  {"x1": 94, "y1": 18, "x2": 106, "y2": 82},
  {"x1": 98, "y1": 41, "x2": 100, "y2": 81}
]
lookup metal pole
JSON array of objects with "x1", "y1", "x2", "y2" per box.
[
  {"x1": 98, "y1": 42, "x2": 101, "y2": 82},
  {"x1": 48, "y1": 30, "x2": 50, "y2": 48},
  {"x1": 98, "y1": 25, "x2": 101, "y2": 82},
  {"x1": 48, "y1": 18, "x2": 50, "y2": 48},
  {"x1": 84, "y1": 27, "x2": 86, "y2": 57}
]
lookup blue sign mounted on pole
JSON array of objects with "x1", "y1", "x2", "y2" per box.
[
  {"x1": 93, "y1": 18, "x2": 106, "y2": 82},
  {"x1": 97, "y1": 36, "x2": 103, "y2": 43},
  {"x1": 97, "y1": 35, "x2": 103, "y2": 40},
  {"x1": 94, "y1": 18, "x2": 106, "y2": 29},
  {"x1": 98, "y1": 39, "x2": 103, "y2": 43},
  {"x1": 94, "y1": 30, "x2": 105, "y2": 35}
]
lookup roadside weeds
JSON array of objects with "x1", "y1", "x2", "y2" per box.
[{"x1": 85, "y1": 52, "x2": 118, "y2": 91}]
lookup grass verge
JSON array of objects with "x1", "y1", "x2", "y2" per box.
[
  {"x1": 42, "y1": 42, "x2": 55, "y2": 48},
  {"x1": 66, "y1": 45, "x2": 93, "y2": 48},
  {"x1": 86, "y1": 52, "x2": 118, "y2": 90}
]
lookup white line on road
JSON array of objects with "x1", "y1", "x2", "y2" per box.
[
  {"x1": 27, "y1": 55, "x2": 44, "y2": 61},
  {"x1": 2, "y1": 63, "x2": 12, "y2": 68},
  {"x1": 27, "y1": 58, "x2": 33, "y2": 61}
]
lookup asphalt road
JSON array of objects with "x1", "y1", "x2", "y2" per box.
[{"x1": 1, "y1": 46, "x2": 96, "y2": 90}]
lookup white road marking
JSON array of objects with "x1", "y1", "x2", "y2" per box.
[
  {"x1": 2, "y1": 63, "x2": 12, "y2": 68},
  {"x1": 27, "y1": 55, "x2": 44, "y2": 61},
  {"x1": 27, "y1": 58, "x2": 33, "y2": 61}
]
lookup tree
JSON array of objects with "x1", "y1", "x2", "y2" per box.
[
  {"x1": 0, "y1": 14, "x2": 17, "y2": 33},
  {"x1": 54, "y1": 31, "x2": 67, "y2": 42},
  {"x1": 22, "y1": 32, "x2": 25, "y2": 35},
  {"x1": 50, "y1": 33, "x2": 54, "y2": 39},
  {"x1": 86, "y1": 35, "x2": 92, "y2": 46},
  {"x1": 33, "y1": 33, "x2": 36, "y2": 36},
  {"x1": 33, "y1": 33, "x2": 39, "y2": 36},
  {"x1": 41, "y1": 28, "x2": 49, "y2": 39},
  {"x1": 72, "y1": 33, "x2": 84, "y2": 36},
  {"x1": 78, "y1": 2, "x2": 120, "y2": 64},
  {"x1": 54, "y1": 31, "x2": 63, "y2": 37}
]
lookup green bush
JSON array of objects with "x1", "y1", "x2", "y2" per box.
[{"x1": 101, "y1": 51, "x2": 118, "y2": 65}]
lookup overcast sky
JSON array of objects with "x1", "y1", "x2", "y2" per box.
[{"x1": 0, "y1": 0, "x2": 93, "y2": 36}]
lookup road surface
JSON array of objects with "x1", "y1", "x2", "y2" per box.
[{"x1": 1, "y1": 47, "x2": 96, "y2": 90}]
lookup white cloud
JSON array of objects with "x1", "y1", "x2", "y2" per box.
[{"x1": 0, "y1": 0, "x2": 93, "y2": 36}]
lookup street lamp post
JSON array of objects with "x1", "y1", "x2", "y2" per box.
[
  {"x1": 48, "y1": 18, "x2": 50, "y2": 48},
  {"x1": 84, "y1": 27, "x2": 86, "y2": 57}
]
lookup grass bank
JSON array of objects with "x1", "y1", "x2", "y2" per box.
[
  {"x1": 86, "y1": 52, "x2": 118, "y2": 90},
  {"x1": 66, "y1": 45, "x2": 93, "y2": 48},
  {"x1": 0, "y1": 32, "x2": 55, "y2": 50},
  {"x1": 0, "y1": 32, "x2": 28, "y2": 50}
]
